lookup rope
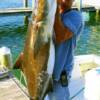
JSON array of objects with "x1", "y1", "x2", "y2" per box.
[
  {"x1": 8, "y1": 70, "x2": 30, "y2": 99},
  {"x1": 19, "y1": 71, "x2": 27, "y2": 86},
  {"x1": 70, "y1": 87, "x2": 84, "y2": 100}
]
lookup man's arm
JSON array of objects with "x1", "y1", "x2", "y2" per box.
[{"x1": 54, "y1": 6, "x2": 73, "y2": 44}]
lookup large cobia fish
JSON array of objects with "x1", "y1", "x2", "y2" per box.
[{"x1": 14, "y1": 0, "x2": 57, "y2": 99}]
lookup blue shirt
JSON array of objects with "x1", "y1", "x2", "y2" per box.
[{"x1": 53, "y1": 10, "x2": 84, "y2": 81}]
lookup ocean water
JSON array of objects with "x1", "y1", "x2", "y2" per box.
[
  {"x1": 0, "y1": 0, "x2": 100, "y2": 64},
  {"x1": 0, "y1": 16, "x2": 27, "y2": 63},
  {"x1": 0, "y1": 0, "x2": 32, "y2": 8},
  {"x1": 76, "y1": 11, "x2": 100, "y2": 56}
]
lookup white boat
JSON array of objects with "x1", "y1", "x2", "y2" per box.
[{"x1": 69, "y1": 54, "x2": 100, "y2": 100}]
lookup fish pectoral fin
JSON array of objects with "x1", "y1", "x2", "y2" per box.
[{"x1": 13, "y1": 52, "x2": 23, "y2": 70}]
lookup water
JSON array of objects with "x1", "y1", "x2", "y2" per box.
[
  {"x1": 0, "y1": 0, "x2": 32, "y2": 8},
  {"x1": 75, "y1": 11, "x2": 100, "y2": 56},
  {"x1": 0, "y1": 1, "x2": 100, "y2": 63},
  {"x1": 0, "y1": 0, "x2": 32, "y2": 63},
  {"x1": 0, "y1": 16, "x2": 27, "y2": 63}
]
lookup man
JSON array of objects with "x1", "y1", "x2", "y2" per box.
[{"x1": 47, "y1": 0, "x2": 84, "y2": 99}]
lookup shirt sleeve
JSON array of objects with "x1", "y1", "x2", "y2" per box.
[{"x1": 62, "y1": 10, "x2": 84, "y2": 37}]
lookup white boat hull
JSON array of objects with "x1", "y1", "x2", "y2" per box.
[{"x1": 69, "y1": 54, "x2": 100, "y2": 100}]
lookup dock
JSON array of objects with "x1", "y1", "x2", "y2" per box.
[
  {"x1": 82, "y1": 0, "x2": 100, "y2": 9},
  {"x1": 0, "y1": 4, "x2": 99, "y2": 17},
  {"x1": 0, "y1": 8, "x2": 32, "y2": 16},
  {"x1": 0, "y1": 78, "x2": 29, "y2": 100},
  {"x1": 0, "y1": 0, "x2": 100, "y2": 16},
  {"x1": 73, "y1": 0, "x2": 100, "y2": 11},
  {"x1": 0, "y1": 6, "x2": 96, "y2": 17}
]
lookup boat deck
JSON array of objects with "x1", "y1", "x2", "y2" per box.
[
  {"x1": 0, "y1": 78, "x2": 29, "y2": 100},
  {"x1": 0, "y1": 54, "x2": 100, "y2": 100}
]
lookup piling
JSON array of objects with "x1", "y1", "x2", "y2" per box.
[
  {"x1": 75, "y1": 0, "x2": 82, "y2": 11},
  {"x1": 23, "y1": 0, "x2": 29, "y2": 25},
  {"x1": 95, "y1": 9, "x2": 100, "y2": 22},
  {"x1": 23, "y1": 0, "x2": 28, "y2": 8}
]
